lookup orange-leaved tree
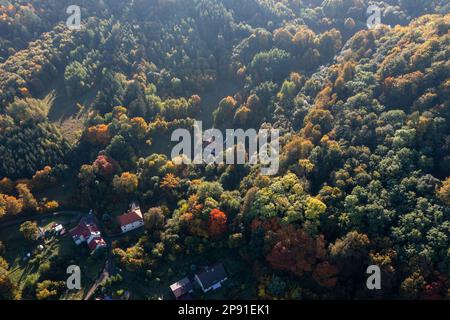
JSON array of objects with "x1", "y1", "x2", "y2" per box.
[{"x1": 208, "y1": 208, "x2": 227, "y2": 237}]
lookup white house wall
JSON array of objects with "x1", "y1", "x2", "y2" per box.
[{"x1": 121, "y1": 220, "x2": 144, "y2": 233}]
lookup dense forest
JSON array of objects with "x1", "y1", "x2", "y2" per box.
[{"x1": 0, "y1": 0, "x2": 449, "y2": 300}]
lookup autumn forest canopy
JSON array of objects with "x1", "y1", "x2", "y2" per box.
[{"x1": 0, "y1": 0, "x2": 449, "y2": 300}]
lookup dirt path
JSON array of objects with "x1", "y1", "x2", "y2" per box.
[{"x1": 83, "y1": 261, "x2": 111, "y2": 300}]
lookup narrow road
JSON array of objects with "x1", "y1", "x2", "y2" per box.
[
  {"x1": 0, "y1": 210, "x2": 82, "y2": 230},
  {"x1": 83, "y1": 259, "x2": 112, "y2": 300},
  {"x1": 83, "y1": 240, "x2": 116, "y2": 300}
]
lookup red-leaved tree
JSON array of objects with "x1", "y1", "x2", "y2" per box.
[{"x1": 208, "y1": 209, "x2": 227, "y2": 237}]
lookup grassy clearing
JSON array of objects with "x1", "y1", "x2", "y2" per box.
[{"x1": 37, "y1": 73, "x2": 96, "y2": 146}]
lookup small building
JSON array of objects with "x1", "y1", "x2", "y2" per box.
[
  {"x1": 53, "y1": 224, "x2": 63, "y2": 233},
  {"x1": 52, "y1": 224, "x2": 65, "y2": 236},
  {"x1": 194, "y1": 263, "x2": 228, "y2": 293},
  {"x1": 117, "y1": 203, "x2": 144, "y2": 233},
  {"x1": 170, "y1": 277, "x2": 194, "y2": 300},
  {"x1": 69, "y1": 215, "x2": 106, "y2": 252}
]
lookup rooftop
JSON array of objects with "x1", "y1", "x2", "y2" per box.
[
  {"x1": 170, "y1": 277, "x2": 193, "y2": 299},
  {"x1": 195, "y1": 263, "x2": 227, "y2": 289},
  {"x1": 117, "y1": 206, "x2": 143, "y2": 227}
]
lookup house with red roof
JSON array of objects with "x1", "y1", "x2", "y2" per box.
[
  {"x1": 117, "y1": 202, "x2": 144, "y2": 233},
  {"x1": 70, "y1": 215, "x2": 106, "y2": 252}
]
